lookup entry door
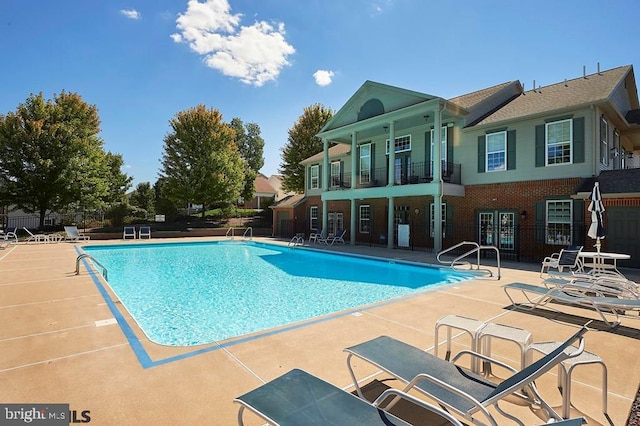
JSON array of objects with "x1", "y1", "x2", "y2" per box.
[
  {"x1": 327, "y1": 212, "x2": 344, "y2": 236},
  {"x1": 392, "y1": 155, "x2": 411, "y2": 184},
  {"x1": 478, "y1": 211, "x2": 515, "y2": 250}
]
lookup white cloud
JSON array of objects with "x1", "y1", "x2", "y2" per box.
[
  {"x1": 313, "y1": 70, "x2": 334, "y2": 86},
  {"x1": 171, "y1": 0, "x2": 295, "y2": 87},
  {"x1": 120, "y1": 9, "x2": 141, "y2": 20}
]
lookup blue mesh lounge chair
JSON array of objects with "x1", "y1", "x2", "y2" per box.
[
  {"x1": 504, "y1": 282, "x2": 640, "y2": 327},
  {"x1": 323, "y1": 229, "x2": 347, "y2": 245},
  {"x1": 345, "y1": 326, "x2": 589, "y2": 425},
  {"x1": 234, "y1": 368, "x2": 463, "y2": 426},
  {"x1": 138, "y1": 226, "x2": 151, "y2": 239}
]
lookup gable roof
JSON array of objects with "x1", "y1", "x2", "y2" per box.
[
  {"x1": 270, "y1": 193, "x2": 305, "y2": 209},
  {"x1": 254, "y1": 174, "x2": 277, "y2": 195},
  {"x1": 475, "y1": 65, "x2": 634, "y2": 127},
  {"x1": 301, "y1": 144, "x2": 351, "y2": 164}
]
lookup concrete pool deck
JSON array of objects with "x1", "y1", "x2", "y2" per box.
[{"x1": 1, "y1": 237, "x2": 639, "y2": 425}]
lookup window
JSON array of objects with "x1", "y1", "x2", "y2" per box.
[
  {"x1": 546, "y1": 200, "x2": 572, "y2": 245},
  {"x1": 359, "y1": 143, "x2": 371, "y2": 184},
  {"x1": 430, "y1": 126, "x2": 448, "y2": 172},
  {"x1": 310, "y1": 206, "x2": 318, "y2": 230},
  {"x1": 330, "y1": 161, "x2": 341, "y2": 187},
  {"x1": 486, "y1": 131, "x2": 506, "y2": 172},
  {"x1": 600, "y1": 116, "x2": 609, "y2": 166},
  {"x1": 359, "y1": 205, "x2": 371, "y2": 233},
  {"x1": 385, "y1": 135, "x2": 411, "y2": 154},
  {"x1": 429, "y1": 203, "x2": 446, "y2": 238},
  {"x1": 310, "y1": 165, "x2": 319, "y2": 189},
  {"x1": 328, "y1": 212, "x2": 344, "y2": 235},
  {"x1": 546, "y1": 119, "x2": 572, "y2": 165}
]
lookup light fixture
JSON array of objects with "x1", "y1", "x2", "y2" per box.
[
  {"x1": 520, "y1": 210, "x2": 527, "y2": 221},
  {"x1": 383, "y1": 125, "x2": 388, "y2": 131}
]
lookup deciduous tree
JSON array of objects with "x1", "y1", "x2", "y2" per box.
[
  {"x1": 159, "y1": 105, "x2": 244, "y2": 216},
  {"x1": 230, "y1": 118, "x2": 265, "y2": 202},
  {"x1": 279, "y1": 104, "x2": 333, "y2": 193}
]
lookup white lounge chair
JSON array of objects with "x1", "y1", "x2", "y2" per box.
[
  {"x1": 2, "y1": 227, "x2": 18, "y2": 243},
  {"x1": 322, "y1": 229, "x2": 347, "y2": 245},
  {"x1": 123, "y1": 226, "x2": 136, "y2": 239},
  {"x1": 138, "y1": 226, "x2": 151, "y2": 239},
  {"x1": 64, "y1": 226, "x2": 90, "y2": 242},
  {"x1": 308, "y1": 229, "x2": 323, "y2": 243},
  {"x1": 23, "y1": 227, "x2": 48, "y2": 243}
]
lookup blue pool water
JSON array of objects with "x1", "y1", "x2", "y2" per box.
[{"x1": 83, "y1": 241, "x2": 471, "y2": 346}]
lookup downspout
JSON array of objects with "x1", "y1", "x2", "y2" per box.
[
  {"x1": 433, "y1": 101, "x2": 447, "y2": 253},
  {"x1": 591, "y1": 104, "x2": 598, "y2": 176}
]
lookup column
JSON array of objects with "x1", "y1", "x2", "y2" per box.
[
  {"x1": 350, "y1": 132, "x2": 357, "y2": 245},
  {"x1": 322, "y1": 138, "x2": 329, "y2": 233},
  {"x1": 387, "y1": 196, "x2": 395, "y2": 249},
  {"x1": 387, "y1": 121, "x2": 395, "y2": 186}
]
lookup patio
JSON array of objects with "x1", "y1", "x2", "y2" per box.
[{"x1": 1, "y1": 237, "x2": 639, "y2": 425}]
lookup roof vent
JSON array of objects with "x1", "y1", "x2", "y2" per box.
[
  {"x1": 597, "y1": 62, "x2": 601, "y2": 75},
  {"x1": 583, "y1": 65, "x2": 587, "y2": 79}
]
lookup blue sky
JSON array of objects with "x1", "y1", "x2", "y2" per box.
[{"x1": 1, "y1": 0, "x2": 639, "y2": 187}]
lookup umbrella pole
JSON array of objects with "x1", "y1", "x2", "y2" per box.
[{"x1": 595, "y1": 238, "x2": 601, "y2": 253}]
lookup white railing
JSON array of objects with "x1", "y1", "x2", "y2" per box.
[
  {"x1": 226, "y1": 227, "x2": 253, "y2": 240},
  {"x1": 437, "y1": 241, "x2": 501, "y2": 279},
  {"x1": 288, "y1": 234, "x2": 304, "y2": 247}
]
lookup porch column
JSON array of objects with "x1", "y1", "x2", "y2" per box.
[
  {"x1": 387, "y1": 121, "x2": 395, "y2": 186},
  {"x1": 322, "y1": 138, "x2": 329, "y2": 233},
  {"x1": 387, "y1": 196, "x2": 395, "y2": 249},
  {"x1": 433, "y1": 104, "x2": 443, "y2": 253},
  {"x1": 350, "y1": 132, "x2": 357, "y2": 245}
]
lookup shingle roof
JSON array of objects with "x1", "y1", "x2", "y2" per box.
[
  {"x1": 575, "y1": 169, "x2": 640, "y2": 195},
  {"x1": 301, "y1": 144, "x2": 351, "y2": 164},
  {"x1": 254, "y1": 174, "x2": 277, "y2": 194},
  {"x1": 270, "y1": 193, "x2": 305, "y2": 208},
  {"x1": 448, "y1": 81, "x2": 516, "y2": 109},
  {"x1": 475, "y1": 65, "x2": 633, "y2": 126}
]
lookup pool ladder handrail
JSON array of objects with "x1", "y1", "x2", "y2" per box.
[
  {"x1": 76, "y1": 253, "x2": 108, "y2": 280},
  {"x1": 242, "y1": 227, "x2": 252, "y2": 240},
  {"x1": 436, "y1": 241, "x2": 501, "y2": 279},
  {"x1": 288, "y1": 234, "x2": 305, "y2": 247}
]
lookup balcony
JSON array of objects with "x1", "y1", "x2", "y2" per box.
[{"x1": 327, "y1": 161, "x2": 461, "y2": 190}]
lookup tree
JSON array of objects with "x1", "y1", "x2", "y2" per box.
[
  {"x1": 159, "y1": 105, "x2": 244, "y2": 216},
  {"x1": 279, "y1": 103, "x2": 334, "y2": 192},
  {"x1": 130, "y1": 182, "x2": 154, "y2": 214},
  {"x1": 0, "y1": 91, "x2": 131, "y2": 228},
  {"x1": 230, "y1": 118, "x2": 265, "y2": 201}
]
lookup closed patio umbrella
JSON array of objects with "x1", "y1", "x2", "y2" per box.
[{"x1": 587, "y1": 181, "x2": 605, "y2": 252}]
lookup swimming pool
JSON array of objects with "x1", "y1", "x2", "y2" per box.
[{"x1": 83, "y1": 241, "x2": 471, "y2": 346}]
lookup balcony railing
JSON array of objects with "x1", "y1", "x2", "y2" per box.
[{"x1": 327, "y1": 161, "x2": 461, "y2": 190}]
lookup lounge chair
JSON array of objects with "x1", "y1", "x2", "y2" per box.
[
  {"x1": 309, "y1": 229, "x2": 324, "y2": 244},
  {"x1": 540, "y1": 246, "x2": 583, "y2": 277},
  {"x1": 503, "y1": 282, "x2": 640, "y2": 327},
  {"x1": 544, "y1": 273, "x2": 639, "y2": 299},
  {"x1": 123, "y1": 226, "x2": 136, "y2": 240},
  {"x1": 2, "y1": 227, "x2": 18, "y2": 243},
  {"x1": 345, "y1": 326, "x2": 589, "y2": 425},
  {"x1": 322, "y1": 229, "x2": 347, "y2": 246},
  {"x1": 138, "y1": 226, "x2": 151, "y2": 239},
  {"x1": 23, "y1": 227, "x2": 48, "y2": 244},
  {"x1": 234, "y1": 368, "x2": 463, "y2": 426},
  {"x1": 64, "y1": 226, "x2": 90, "y2": 242}
]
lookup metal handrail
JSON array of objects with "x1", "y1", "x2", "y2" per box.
[
  {"x1": 226, "y1": 227, "x2": 234, "y2": 239},
  {"x1": 437, "y1": 241, "x2": 501, "y2": 279},
  {"x1": 76, "y1": 253, "x2": 108, "y2": 280},
  {"x1": 242, "y1": 227, "x2": 253, "y2": 240},
  {"x1": 288, "y1": 234, "x2": 304, "y2": 247}
]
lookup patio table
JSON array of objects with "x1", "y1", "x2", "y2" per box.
[{"x1": 578, "y1": 251, "x2": 630, "y2": 274}]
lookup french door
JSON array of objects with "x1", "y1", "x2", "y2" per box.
[{"x1": 478, "y1": 211, "x2": 515, "y2": 250}]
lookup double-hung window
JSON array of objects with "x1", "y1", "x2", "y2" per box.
[
  {"x1": 359, "y1": 143, "x2": 371, "y2": 184},
  {"x1": 309, "y1": 206, "x2": 318, "y2": 230},
  {"x1": 430, "y1": 126, "x2": 448, "y2": 173},
  {"x1": 486, "y1": 131, "x2": 506, "y2": 172},
  {"x1": 310, "y1": 165, "x2": 319, "y2": 189},
  {"x1": 546, "y1": 200, "x2": 572, "y2": 245},
  {"x1": 330, "y1": 161, "x2": 341, "y2": 188},
  {"x1": 385, "y1": 135, "x2": 411, "y2": 154},
  {"x1": 600, "y1": 116, "x2": 609, "y2": 166},
  {"x1": 546, "y1": 119, "x2": 572, "y2": 165},
  {"x1": 359, "y1": 205, "x2": 371, "y2": 233}
]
